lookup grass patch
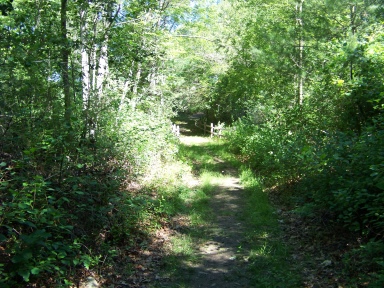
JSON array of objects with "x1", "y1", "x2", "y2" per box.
[
  {"x1": 178, "y1": 138, "x2": 239, "y2": 175},
  {"x1": 239, "y1": 168, "x2": 302, "y2": 287}
]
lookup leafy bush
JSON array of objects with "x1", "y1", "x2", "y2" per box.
[
  {"x1": 342, "y1": 240, "x2": 384, "y2": 287},
  {"x1": 298, "y1": 116, "x2": 384, "y2": 236},
  {"x1": 0, "y1": 129, "x2": 118, "y2": 285},
  {"x1": 227, "y1": 108, "x2": 313, "y2": 185},
  {"x1": 0, "y1": 156, "x2": 85, "y2": 286},
  {"x1": 113, "y1": 105, "x2": 178, "y2": 176},
  {"x1": 228, "y1": 106, "x2": 384, "y2": 237}
]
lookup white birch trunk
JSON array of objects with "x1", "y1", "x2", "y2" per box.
[
  {"x1": 91, "y1": 46, "x2": 96, "y2": 94},
  {"x1": 133, "y1": 63, "x2": 141, "y2": 95},
  {"x1": 97, "y1": 39, "x2": 109, "y2": 102},
  {"x1": 81, "y1": 50, "x2": 90, "y2": 111},
  {"x1": 131, "y1": 63, "x2": 142, "y2": 111},
  {"x1": 81, "y1": 10, "x2": 90, "y2": 111}
]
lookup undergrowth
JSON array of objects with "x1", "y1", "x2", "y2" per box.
[{"x1": 227, "y1": 112, "x2": 384, "y2": 286}]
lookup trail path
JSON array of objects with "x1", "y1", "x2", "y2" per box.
[
  {"x1": 175, "y1": 116, "x2": 252, "y2": 287},
  {"x1": 186, "y1": 174, "x2": 251, "y2": 288}
]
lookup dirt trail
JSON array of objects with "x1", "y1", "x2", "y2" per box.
[
  {"x1": 187, "y1": 175, "x2": 251, "y2": 288},
  {"x1": 177, "y1": 132, "x2": 251, "y2": 287}
]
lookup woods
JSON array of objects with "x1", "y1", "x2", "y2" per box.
[
  {"x1": 0, "y1": 0, "x2": 181, "y2": 285},
  {"x1": 1, "y1": 0, "x2": 384, "y2": 286}
]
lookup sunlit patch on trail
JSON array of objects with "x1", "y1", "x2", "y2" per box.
[{"x1": 179, "y1": 136, "x2": 213, "y2": 145}]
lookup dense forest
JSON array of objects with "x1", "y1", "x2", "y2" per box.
[{"x1": 1, "y1": 0, "x2": 383, "y2": 286}]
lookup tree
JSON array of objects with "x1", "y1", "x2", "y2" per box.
[
  {"x1": 160, "y1": 0, "x2": 230, "y2": 116},
  {"x1": 61, "y1": 0, "x2": 71, "y2": 127}
]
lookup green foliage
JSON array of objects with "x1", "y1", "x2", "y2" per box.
[
  {"x1": 227, "y1": 108, "x2": 308, "y2": 185},
  {"x1": 228, "y1": 103, "x2": 384, "y2": 237},
  {"x1": 342, "y1": 240, "x2": 384, "y2": 287},
  {"x1": 1, "y1": 0, "x2": 383, "y2": 285},
  {"x1": 161, "y1": 0, "x2": 229, "y2": 115},
  {"x1": 0, "y1": 0, "x2": 180, "y2": 285},
  {"x1": 114, "y1": 106, "x2": 178, "y2": 176},
  {"x1": 0, "y1": 130, "x2": 120, "y2": 284},
  {"x1": 297, "y1": 116, "x2": 384, "y2": 236}
]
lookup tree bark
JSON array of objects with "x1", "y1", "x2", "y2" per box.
[
  {"x1": 80, "y1": 10, "x2": 90, "y2": 112},
  {"x1": 97, "y1": 40, "x2": 109, "y2": 102},
  {"x1": 119, "y1": 62, "x2": 134, "y2": 113},
  {"x1": 61, "y1": 0, "x2": 71, "y2": 126}
]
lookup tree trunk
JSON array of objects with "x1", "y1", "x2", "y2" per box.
[
  {"x1": 350, "y1": 4, "x2": 356, "y2": 81},
  {"x1": 81, "y1": 10, "x2": 90, "y2": 112},
  {"x1": 296, "y1": 0, "x2": 304, "y2": 106},
  {"x1": 97, "y1": 40, "x2": 109, "y2": 103},
  {"x1": 61, "y1": 0, "x2": 71, "y2": 126},
  {"x1": 119, "y1": 62, "x2": 134, "y2": 113}
]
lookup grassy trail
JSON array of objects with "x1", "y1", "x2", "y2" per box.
[{"x1": 154, "y1": 126, "x2": 301, "y2": 287}]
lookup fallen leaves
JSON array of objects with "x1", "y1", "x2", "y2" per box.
[{"x1": 271, "y1": 196, "x2": 366, "y2": 287}]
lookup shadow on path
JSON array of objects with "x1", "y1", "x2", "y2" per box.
[
  {"x1": 161, "y1": 135, "x2": 252, "y2": 287},
  {"x1": 187, "y1": 176, "x2": 251, "y2": 288}
]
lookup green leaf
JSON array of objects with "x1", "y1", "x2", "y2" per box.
[
  {"x1": 18, "y1": 202, "x2": 31, "y2": 209},
  {"x1": 81, "y1": 255, "x2": 92, "y2": 269},
  {"x1": 57, "y1": 251, "x2": 67, "y2": 259},
  {"x1": 12, "y1": 250, "x2": 33, "y2": 263},
  {"x1": 18, "y1": 269, "x2": 30, "y2": 282},
  {"x1": 30, "y1": 267, "x2": 40, "y2": 275},
  {"x1": 61, "y1": 259, "x2": 70, "y2": 265},
  {"x1": 0, "y1": 181, "x2": 9, "y2": 188},
  {"x1": 22, "y1": 221, "x2": 37, "y2": 228},
  {"x1": 73, "y1": 258, "x2": 80, "y2": 265},
  {"x1": 0, "y1": 162, "x2": 6, "y2": 167}
]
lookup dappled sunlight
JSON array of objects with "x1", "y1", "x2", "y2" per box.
[
  {"x1": 162, "y1": 168, "x2": 254, "y2": 286},
  {"x1": 169, "y1": 235, "x2": 196, "y2": 256},
  {"x1": 163, "y1": 188, "x2": 280, "y2": 287},
  {"x1": 250, "y1": 243, "x2": 272, "y2": 258}
]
